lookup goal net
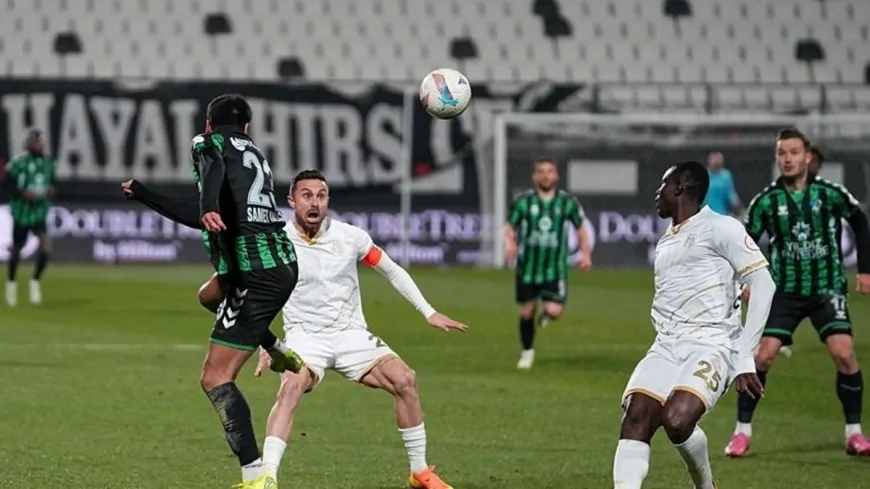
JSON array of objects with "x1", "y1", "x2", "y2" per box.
[{"x1": 492, "y1": 113, "x2": 870, "y2": 268}]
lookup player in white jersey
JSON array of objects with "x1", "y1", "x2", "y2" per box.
[
  {"x1": 251, "y1": 170, "x2": 466, "y2": 489},
  {"x1": 612, "y1": 161, "x2": 776, "y2": 489}
]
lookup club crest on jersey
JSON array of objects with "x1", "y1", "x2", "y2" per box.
[
  {"x1": 777, "y1": 205, "x2": 789, "y2": 216},
  {"x1": 530, "y1": 204, "x2": 539, "y2": 215},
  {"x1": 810, "y1": 198, "x2": 822, "y2": 213},
  {"x1": 683, "y1": 234, "x2": 697, "y2": 247}
]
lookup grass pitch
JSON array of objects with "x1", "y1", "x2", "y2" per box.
[{"x1": 1, "y1": 265, "x2": 868, "y2": 488}]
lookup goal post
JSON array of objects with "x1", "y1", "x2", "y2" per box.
[{"x1": 492, "y1": 112, "x2": 870, "y2": 269}]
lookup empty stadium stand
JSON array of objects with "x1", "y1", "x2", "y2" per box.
[{"x1": 0, "y1": 0, "x2": 868, "y2": 111}]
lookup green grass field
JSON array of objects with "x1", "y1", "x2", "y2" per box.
[{"x1": 1, "y1": 265, "x2": 868, "y2": 489}]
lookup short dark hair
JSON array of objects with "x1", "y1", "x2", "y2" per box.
[
  {"x1": 671, "y1": 160, "x2": 710, "y2": 202},
  {"x1": 809, "y1": 144, "x2": 825, "y2": 165},
  {"x1": 291, "y1": 169, "x2": 327, "y2": 194},
  {"x1": 533, "y1": 157, "x2": 557, "y2": 167},
  {"x1": 776, "y1": 127, "x2": 810, "y2": 149},
  {"x1": 206, "y1": 94, "x2": 252, "y2": 127}
]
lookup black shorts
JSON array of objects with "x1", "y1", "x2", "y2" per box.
[
  {"x1": 515, "y1": 277, "x2": 567, "y2": 304},
  {"x1": 210, "y1": 263, "x2": 298, "y2": 351},
  {"x1": 12, "y1": 221, "x2": 47, "y2": 246},
  {"x1": 763, "y1": 291, "x2": 852, "y2": 346}
]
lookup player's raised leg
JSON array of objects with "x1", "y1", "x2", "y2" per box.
[
  {"x1": 197, "y1": 272, "x2": 301, "y2": 374},
  {"x1": 359, "y1": 353, "x2": 453, "y2": 489},
  {"x1": 536, "y1": 281, "x2": 566, "y2": 328}
]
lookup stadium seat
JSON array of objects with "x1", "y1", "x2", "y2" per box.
[{"x1": 1, "y1": 0, "x2": 869, "y2": 111}]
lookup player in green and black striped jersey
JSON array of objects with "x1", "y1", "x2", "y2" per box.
[
  {"x1": 726, "y1": 128, "x2": 870, "y2": 458},
  {"x1": 504, "y1": 158, "x2": 592, "y2": 369},
  {"x1": 152, "y1": 94, "x2": 303, "y2": 488},
  {"x1": 3, "y1": 129, "x2": 55, "y2": 307}
]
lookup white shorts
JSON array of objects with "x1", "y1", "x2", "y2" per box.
[
  {"x1": 283, "y1": 329, "x2": 398, "y2": 386},
  {"x1": 621, "y1": 337, "x2": 734, "y2": 411}
]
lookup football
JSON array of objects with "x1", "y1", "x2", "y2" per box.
[{"x1": 419, "y1": 68, "x2": 472, "y2": 119}]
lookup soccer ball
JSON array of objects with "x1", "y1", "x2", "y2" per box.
[{"x1": 419, "y1": 68, "x2": 472, "y2": 119}]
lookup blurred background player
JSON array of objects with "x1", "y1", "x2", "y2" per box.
[
  {"x1": 726, "y1": 128, "x2": 870, "y2": 458},
  {"x1": 253, "y1": 170, "x2": 466, "y2": 489},
  {"x1": 613, "y1": 161, "x2": 773, "y2": 489},
  {"x1": 3, "y1": 129, "x2": 55, "y2": 307},
  {"x1": 703, "y1": 151, "x2": 743, "y2": 217},
  {"x1": 504, "y1": 158, "x2": 591, "y2": 370}
]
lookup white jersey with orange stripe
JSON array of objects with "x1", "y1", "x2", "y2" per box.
[{"x1": 281, "y1": 217, "x2": 435, "y2": 334}]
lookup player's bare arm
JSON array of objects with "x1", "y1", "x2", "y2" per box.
[
  {"x1": 503, "y1": 223, "x2": 518, "y2": 261},
  {"x1": 577, "y1": 224, "x2": 591, "y2": 270}
]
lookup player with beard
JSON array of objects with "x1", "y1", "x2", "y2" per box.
[
  {"x1": 125, "y1": 169, "x2": 467, "y2": 489},
  {"x1": 725, "y1": 128, "x2": 870, "y2": 458},
  {"x1": 504, "y1": 158, "x2": 592, "y2": 369}
]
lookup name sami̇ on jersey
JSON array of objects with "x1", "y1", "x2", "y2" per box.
[
  {"x1": 191, "y1": 130, "x2": 295, "y2": 275},
  {"x1": 745, "y1": 177, "x2": 859, "y2": 296},
  {"x1": 227, "y1": 136, "x2": 283, "y2": 225}
]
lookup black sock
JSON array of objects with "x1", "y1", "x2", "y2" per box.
[
  {"x1": 32, "y1": 250, "x2": 49, "y2": 280},
  {"x1": 204, "y1": 382, "x2": 261, "y2": 466},
  {"x1": 519, "y1": 317, "x2": 535, "y2": 350},
  {"x1": 737, "y1": 370, "x2": 768, "y2": 423},
  {"x1": 837, "y1": 370, "x2": 863, "y2": 424},
  {"x1": 259, "y1": 330, "x2": 278, "y2": 350},
  {"x1": 7, "y1": 250, "x2": 20, "y2": 282}
]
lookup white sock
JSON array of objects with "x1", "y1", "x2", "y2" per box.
[
  {"x1": 399, "y1": 423, "x2": 428, "y2": 474},
  {"x1": 262, "y1": 436, "x2": 287, "y2": 479},
  {"x1": 674, "y1": 427, "x2": 715, "y2": 489},
  {"x1": 612, "y1": 439, "x2": 650, "y2": 489},
  {"x1": 241, "y1": 458, "x2": 264, "y2": 482},
  {"x1": 846, "y1": 423, "x2": 863, "y2": 438},
  {"x1": 269, "y1": 339, "x2": 289, "y2": 355},
  {"x1": 734, "y1": 422, "x2": 752, "y2": 437}
]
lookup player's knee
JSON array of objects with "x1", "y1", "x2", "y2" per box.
[
  {"x1": 620, "y1": 395, "x2": 661, "y2": 442},
  {"x1": 755, "y1": 339, "x2": 781, "y2": 371},
  {"x1": 518, "y1": 303, "x2": 535, "y2": 319},
  {"x1": 827, "y1": 337, "x2": 859, "y2": 372},
  {"x1": 390, "y1": 367, "x2": 417, "y2": 396},
  {"x1": 661, "y1": 402, "x2": 699, "y2": 443},
  {"x1": 379, "y1": 361, "x2": 417, "y2": 397},
  {"x1": 199, "y1": 369, "x2": 226, "y2": 392},
  {"x1": 276, "y1": 373, "x2": 308, "y2": 406},
  {"x1": 543, "y1": 303, "x2": 563, "y2": 318},
  {"x1": 38, "y1": 237, "x2": 51, "y2": 252}
]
